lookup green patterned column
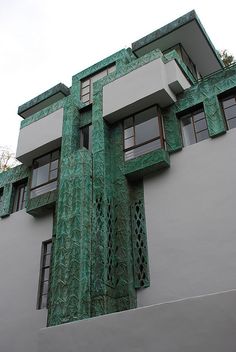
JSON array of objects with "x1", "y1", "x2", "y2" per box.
[
  {"x1": 48, "y1": 98, "x2": 92, "y2": 326},
  {"x1": 204, "y1": 96, "x2": 226, "y2": 137}
]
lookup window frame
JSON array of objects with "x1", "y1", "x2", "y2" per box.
[
  {"x1": 79, "y1": 124, "x2": 92, "y2": 151},
  {"x1": 123, "y1": 105, "x2": 165, "y2": 161},
  {"x1": 30, "y1": 149, "x2": 60, "y2": 199},
  {"x1": 80, "y1": 63, "x2": 116, "y2": 105},
  {"x1": 12, "y1": 179, "x2": 28, "y2": 213},
  {"x1": 0, "y1": 188, "x2": 3, "y2": 209},
  {"x1": 37, "y1": 239, "x2": 52, "y2": 310},
  {"x1": 219, "y1": 91, "x2": 236, "y2": 130},
  {"x1": 179, "y1": 106, "x2": 209, "y2": 147}
]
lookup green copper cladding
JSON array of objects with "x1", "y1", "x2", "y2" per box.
[
  {"x1": 18, "y1": 83, "x2": 70, "y2": 119},
  {"x1": 0, "y1": 165, "x2": 29, "y2": 218},
  {"x1": 21, "y1": 98, "x2": 66, "y2": 129},
  {"x1": 26, "y1": 190, "x2": 57, "y2": 216},
  {"x1": 125, "y1": 149, "x2": 170, "y2": 179},
  {"x1": 48, "y1": 97, "x2": 93, "y2": 326}
]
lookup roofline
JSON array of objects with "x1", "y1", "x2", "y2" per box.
[{"x1": 132, "y1": 10, "x2": 223, "y2": 69}]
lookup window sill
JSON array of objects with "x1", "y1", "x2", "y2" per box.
[{"x1": 26, "y1": 190, "x2": 57, "y2": 216}]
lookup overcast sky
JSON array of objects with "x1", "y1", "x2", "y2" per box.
[{"x1": 1, "y1": 0, "x2": 236, "y2": 152}]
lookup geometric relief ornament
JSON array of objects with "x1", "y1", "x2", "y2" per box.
[{"x1": 131, "y1": 199, "x2": 150, "y2": 288}]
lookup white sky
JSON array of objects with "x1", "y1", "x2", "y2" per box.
[{"x1": 1, "y1": 0, "x2": 236, "y2": 153}]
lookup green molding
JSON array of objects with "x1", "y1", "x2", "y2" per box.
[
  {"x1": 0, "y1": 164, "x2": 29, "y2": 218},
  {"x1": 203, "y1": 96, "x2": 226, "y2": 137},
  {"x1": 21, "y1": 98, "x2": 66, "y2": 129},
  {"x1": 18, "y1": 83, "x2": 70, "y2": 117},
  {"x1": 125, "y1": 149, "x2": 170, "y2": 179},
  {"x1": 26, "y1": 190, "x2": 57, "y2": 216},
  {"x1": 164, "y1": 64, "x2": 236, "y2": 152}
]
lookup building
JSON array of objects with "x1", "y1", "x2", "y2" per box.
[{"x1": 1, "y1": 10, "x2": 236, "y2": 352}]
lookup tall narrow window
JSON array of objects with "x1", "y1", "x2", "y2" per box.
[
  {"x1": 80, "y1": 124, "x2": 92, "y2": 151},
  {"x1": 38, "y1": 239, "x2": 52, "y2": 309},
  {"x1": 12, "y1": 180, "x2": 27, "y2": 212},
  {"x1": 123, "y1": 106, "x2": 164, "y2": 161},
  {"x1": 220, "y1": 93, "x2": 236, "y2": 130},
  {"x1": 30, "y1": 150, "x2": 59, "y2": 199},
  {"x1": 0, "y1": 188, "x2": 3, "y2": 209},
  {"x1": 81, "y1": 64, "x2": 116, "y2": 105},
  {"x1": 180, "y1": 107, "x2": 209, "y2": 146}
]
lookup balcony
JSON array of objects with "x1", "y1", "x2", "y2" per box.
[{"x1": 103, "y1": 57, "x2": 190, "y2": 124}]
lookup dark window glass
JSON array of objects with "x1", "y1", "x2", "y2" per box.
[
  {"x1": 180, "y1": 107, "x2": 209, "y2": 146},
  {"x1": 12, "y1": 180, "x2": 28, "y2": 212},
  {"x1": 30, "y1": 151, "x2": 59, "y2": 199},
  {"x1": 221, "y1": 94, "x2": 236, "y2": 130},
  {"x1": 80, "y1": 125, "x2": 92, "y2": 151},
  {"x1": 81, "y1": 64, "x2": 116, "y2": 105},
  {"x1": 123, "y1": 106, "x2": 164, "y2": 161},
  {"x1": 0, "y1": 188, "x2": 3, "y2": 209},
  {"x1": 38, "y1": 240, "x2": 52, "y2": 309}
]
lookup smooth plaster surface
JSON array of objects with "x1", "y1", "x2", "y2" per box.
[
  {"x1": 38, "y1": 290, "x2": 236, "y2": 352},
  {"x1": 0, "y1": 210, "x2": 53, "y2": 352},
  {"x1": 140, "y1": 128, "x2": 236, "y2": 307},
  {"x1": 16, "y1": 108, "x2": 63, "y2": 165},
  {"x1": 103, "y1": 58, "x2": 189, "y2": 123}
]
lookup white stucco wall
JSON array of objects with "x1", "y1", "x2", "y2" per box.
[
  {"x1": 0, "y1": 210, "x2": 53, "y2": 352},
  {"x1": 16, "y1": 108, "x2": 63, "y2": 165},
  {"x1": 139, "y1": 128, "x2": 236, "y2": 307}
]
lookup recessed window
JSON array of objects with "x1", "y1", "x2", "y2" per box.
[
  {"x1": 81, "y1": 64, "x2": 116, "y2": 105},
  {"x1": 80, "y1": 124, "x2": 92, "y2": 151},
  {"x1": 123, "y1": 106, "x2": 164, "y2": 161},
  {"x1": 30, "y1": 150, "x2": 59, "y2": 199},
  {"x1": 180, "y1": 107, "x2": 209, "y2": 146},
  {"x1": 12, "y1": 180, "x2": 27, "y2": 212},
  {"x1": 0, "y1": 188, "x2": 3, "y2": 209},
  {"x1": 164, "y1": 43, "x2": 200, "y2": 80},
  {"x1": 37, "y1": 239, "x2": 52, "y2": 309},
  {"x1": 220, "y1": 93, "x2": 236, "y2": 130}
]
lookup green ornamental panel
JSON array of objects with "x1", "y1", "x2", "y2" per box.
[
  {"x1": 0, "y1": 164, "x2": 29, "y2": 218},
  {"x1": 48, "y1": 97, "x2": 93, "y2": 326}
]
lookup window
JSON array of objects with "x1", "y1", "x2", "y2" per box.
[
  {"x1": 80, "y1": 124, "x2": 92, "y2": 151},
  {"x1": 220, "y1": 92, "x2": 236, "y2": 130},
  {"x1": 38, "y1": 240, "x2": 52, "y2": 309},
  {"x1": 0, "y1": 188, "x2": 3, "y2": 209},
  {"x1": 164, "y1": 43, "x2": 200, "y2": 80},
  {"x1": 180, "y1": 107, "x2": 209, "y2": 146},
  {"x1": 123, "y1": 106, "x2": 164, "y2": 161},
  {"x1": 12, "y1": 180, "x2": 27, "y2": 212},
  {"x1": 30, "y1": 150, "x2": 59, "y2": 199},
  {"x1": 81, "y1": 64, "x2": 116, "y2": 105}
]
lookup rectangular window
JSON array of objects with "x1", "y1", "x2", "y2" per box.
[
  {"x1": 38, "y1": 239, "x2": 52, "y2": 309},
  {"x1": 164, "y1": 43, "x2": 199, "y2": 80},
  {"x1": 123, "y1": 106, "x2": 164, "y2": 161},
  {"x1": 220, "y1": 93, "x2": 236, "y2": 130},
  {"x1": 30, "y1": 150, "x2": 59, "y2": 199},
  {"x1": 0, "y1": 188, "x2": 3, "y2": 209},
  {"x1": 180, "y1": 107, "x2": 209, "y2": 146},
  {"x1": 80, "y1": 124, "x2": 92, "y2": 151},
  {"x1": 12, "y1": 180, "x2": 28, "y2": 212},
  {"x1": 81, "y1": 63, "x2": 116, "y2": 105}
]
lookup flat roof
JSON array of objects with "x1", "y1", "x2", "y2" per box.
[
  {"x1": 132, "y1": 10, "x2": 223, "y2": 77},
  {"x1": 18, "y1": 83, "x2": 70, "y2": 118}
]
